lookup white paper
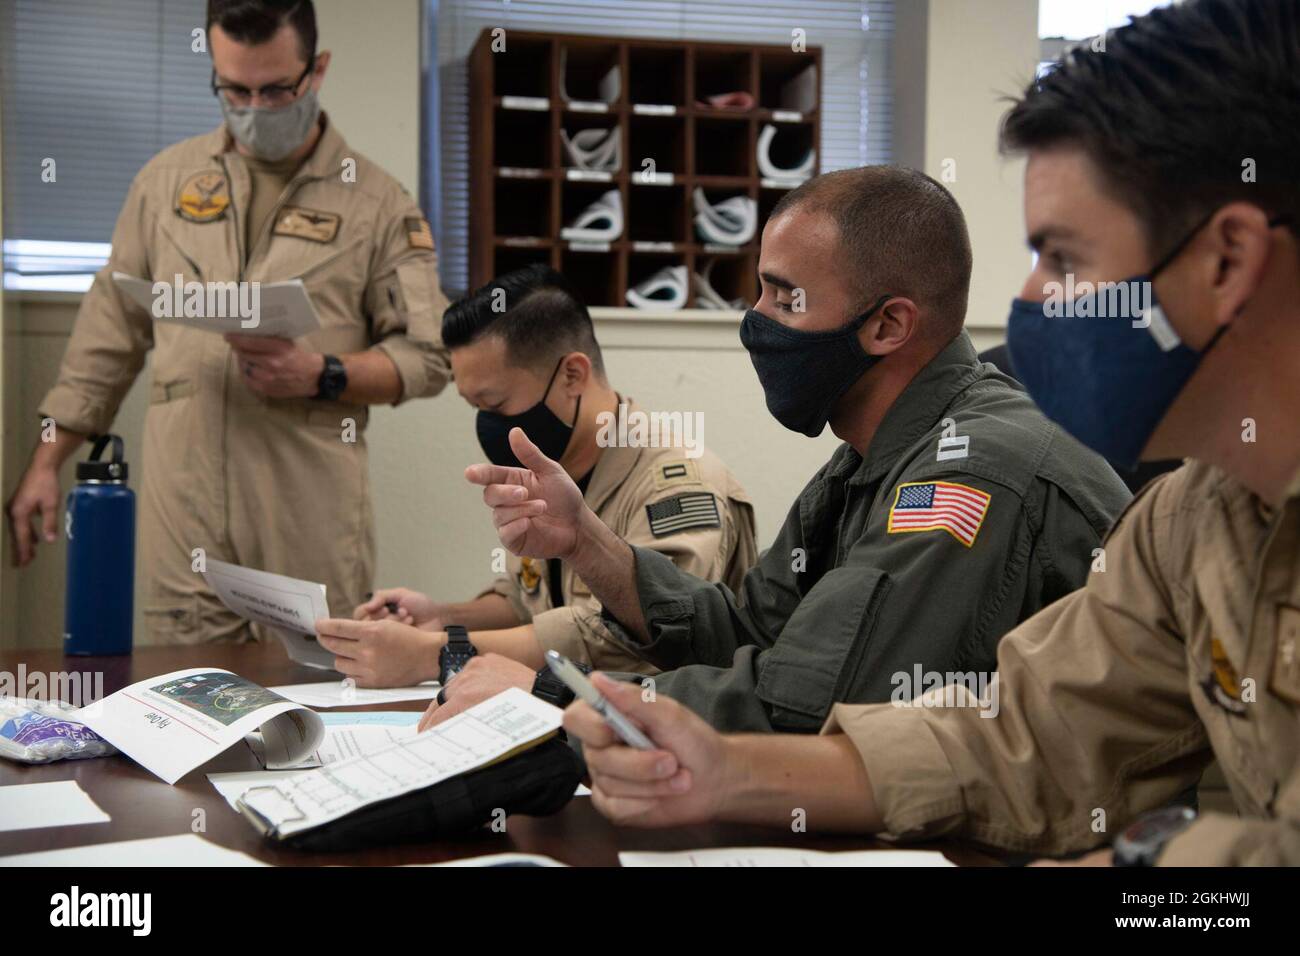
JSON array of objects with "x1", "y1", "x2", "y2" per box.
[
  {"x1": 112, "y1": 272, "x2": 321, "y2": 338},
  {"x1": 248, "y1": 722, "x2": 418, "y2": 769},
  {"x1": 208, "y1": 769, "x2": 303, "y2": 810},
  {"x1": 0, "y1": 833, "x2": 268, "y2": 867},
  {"x1": 202, "y1": 559, "x2": 334, "y2": 669},
  {"x1": 211, "y1": 722, "x2": 420, "y2": 810},
  {"x1": 268, "y1": 681, "x2": 440, "y2": 709},
  {"x1": 618, "y1": 847, "x2": 956, "y2": 867},
  {"x1": 238, "y1": 688, "x2": 563, "y2": 838},
  {"x1": 419, "y1": 853, "x2": 568, "y2": 867},
  {"x1": 73, "y1": 667, "x2": 323, "y2": 784},
  {"x1": 0, "y1": 780, "x2": 111, "y2": 832}
]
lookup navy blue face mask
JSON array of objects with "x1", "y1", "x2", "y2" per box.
[
  {"x1": 740, "y1": 295, "x2": 891, "y2": 438},
  {"x1": 1005, "y1": 213, "x2": 1269, "y2": 469},
  {"x1": 475, "y1": 357, "x2": 579, "y2": 468}
]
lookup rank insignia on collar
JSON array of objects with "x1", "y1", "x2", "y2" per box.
[
  {"x1": 1201, "y1": 637, "x2": 1248, "y2": 716},
  {"x1": 273, "y1": 205, "x2": 341, "y2": 243},
  {"x1": 175, "y1": 171, "x2": 230, "y2": 223}
]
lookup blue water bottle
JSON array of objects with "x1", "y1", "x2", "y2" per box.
[{"x1": 64, "y1": 434, "x2": 135, "y2": 656}]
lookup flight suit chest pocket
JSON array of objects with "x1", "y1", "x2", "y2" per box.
[
  {"x1": 287, "y1": 235, "x2": 368, "y2": 339},
  {"x1": 756, "y1": 565, "x2": 891, "y2": 731}
]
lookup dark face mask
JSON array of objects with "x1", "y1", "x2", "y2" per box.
[
  {"x1": 739, "y1": 295, "x2": 891, "y2": 437},
  {"x1": 1006, "y1": 213, "x2": 1288, "y2": 468},
  {"x1": 475, "y1": 357, "x2": 580, "y2": 468}
]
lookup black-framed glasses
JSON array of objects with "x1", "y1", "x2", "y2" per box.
[{"x1": 211, "y1": 56, "x2": 315, "y2": 109}]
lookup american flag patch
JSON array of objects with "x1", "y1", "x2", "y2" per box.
[
  {"x1": 887, "y1": 480, "x2": 991, "y2": 548},
  {"x1": 646, "y1": 492, "x2": 720, "y2": 537}
]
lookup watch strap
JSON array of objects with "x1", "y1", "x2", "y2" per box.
[
  {"x1": 531, "y1": 659, "x2": 591, "y2": 708},
  {"x1": 314, "y1": 354, "x2": 346, "y2": 400}
]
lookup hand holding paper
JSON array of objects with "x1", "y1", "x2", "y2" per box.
[
  {"x1": 202, "y1": 560, "x2": 334, "y2": 669},
  {"x1": 112, "y1": 272, "x2": 321, "y2": 338}
]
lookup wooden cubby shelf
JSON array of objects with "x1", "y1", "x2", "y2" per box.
[{"x1": 470, "y1": 30, "x2": 822, "y2": 310}]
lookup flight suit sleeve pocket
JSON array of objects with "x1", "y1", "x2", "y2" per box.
[
  {"x1": 371, "y1": 259, "x2": 436, "y2": 340},
  {"x1": 369, "y1": 258, "x2": 447, "y2": 403},
  {"x1": 755, "y1": 565, "x2": 891, "y2": 731}
]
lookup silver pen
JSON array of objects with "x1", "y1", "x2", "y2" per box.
[{"x1": 545, "y1": 649, "x2": 655, "y2": 750}]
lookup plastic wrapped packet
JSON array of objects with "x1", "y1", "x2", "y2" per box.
[{"x1": 0, "y1": 696, "x2": 117, "y2": 764}]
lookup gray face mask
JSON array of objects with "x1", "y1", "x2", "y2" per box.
[{"x1": 220, "y1": 88, "x2": 320, "y2": 161}]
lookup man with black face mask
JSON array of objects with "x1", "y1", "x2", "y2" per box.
[
  {"x1": 4, "y1": 0, "x2": 452, "y2": 642},
  {"x1": 562, "y1": 0, "x2": 1300, "y2": 867},
  {"x1": 313, "y1": 265, "x2": 756, "y2": 702},
  {"x1": 469, "y1": 166, "x2": 1131, "y2": 735}
]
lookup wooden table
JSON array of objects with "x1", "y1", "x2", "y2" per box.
[{"x1": 0, "y1": 644, "x2": 993, "y2": 866}]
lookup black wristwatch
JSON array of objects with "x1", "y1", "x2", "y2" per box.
[
  {"x1": 531, "y1": 659, "x2": 592, "y2": 708},
  {"x1": 1113, "y1": 805, "x2": 1197, "y2": 866},
  {"x1": 438, "y1": 625, "x2": 477, "y2": 685},
  {"x1": 315, "y1": 354, "x2": 347, "y2": 400}
]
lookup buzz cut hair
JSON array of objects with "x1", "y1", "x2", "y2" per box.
[{"x1": 770, "y1": 165, "x2": 973, "y2": 342}]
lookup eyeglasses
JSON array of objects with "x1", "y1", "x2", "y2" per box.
[{"x1": 211, "y1": 56, "x2": 315, "y2": 109}]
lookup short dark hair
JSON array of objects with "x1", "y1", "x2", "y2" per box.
[
  {"x1": 207, "y1": 0, "x2": 317, "y2": 62},
  {"x1": 442, "y1": 264, "x2": 606, "y2": 377},
  {"x1": 770, "y1": 166, "x2": 973, "y2": 339},
  {"x1": 1000, "y1": 0, "x2": 1300, "y2": 257}
]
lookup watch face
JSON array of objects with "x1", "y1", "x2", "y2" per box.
[
  {"x1": 1123, "y1": 805, "x2": 1195, "y2": 844},
  {"x1": 1115, "y1": 805, "x2": 1196, "y2": 865},
  {"x1": 440, "y1": 647, "x2": 476, "y2": 683}
]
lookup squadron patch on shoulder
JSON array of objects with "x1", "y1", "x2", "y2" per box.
[
  {"x1": 518, "y1": 557, "x2": 542, "y2": 595},
  {"x1": 405, "y1": 216, "x2": 434, "y2": 250},
  {"x1": 646, "y1": 492, "x2": 720, "y2": 538},
  {"x1": 273, "y1": 205, "x2": 341, "y2": 243},
  {"x1": 886, "y1": 480, "x2": 991, "y2": 548},
  {"x1": 175, "y1": 170, "x2": 230, "y2": 223},
  {"x1": 1201, "y1": 637, "x2": 1248, "y2": 715}
]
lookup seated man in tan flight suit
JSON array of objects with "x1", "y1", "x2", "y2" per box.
[
  {"x1": 4, "y1": 0, "x2": 451, "y2": 642},
  {"x1": 563, "y1": 0, "x2": 1300, "y2": 866},
  {"x1": 314, "y1": 264, "x2": 758, "y2": 698}
]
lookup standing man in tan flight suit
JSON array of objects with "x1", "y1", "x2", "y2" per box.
[
  {"x1": 311, "y1": 265, "x2": 757, "y2": 705},
  {"x1": 4, "y1": 0, "x2": 451, "y2": 642},
  {"x1": 563, "y1": 0, "x2": 1300, "y2": 866}
]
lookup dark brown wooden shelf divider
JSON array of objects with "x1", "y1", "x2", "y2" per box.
[{"x1": 469, "y1": 30, "x2": 822, "y2": 309}]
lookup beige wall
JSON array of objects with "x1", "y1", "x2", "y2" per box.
[
  {"x1": 895, "y1": 0, "x2": 1041, "y2": 341},
  {"x1": 1, "y1": 0, "x2": 1041, "y2": 649}
]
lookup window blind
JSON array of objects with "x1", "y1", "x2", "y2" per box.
[{"x1": 1, "y1": 0, "x2": 220, "y2": 288}]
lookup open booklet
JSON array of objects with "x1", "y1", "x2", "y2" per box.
[
  {"x1": 236, "y1": 687, "x2": 562, "y2": 840},
  {"x1": 73, "y1": 668, "x2": 324, "y2": 785},
  {"x1": 201, "y1": 559, "x2": 335, "y2": 670}
]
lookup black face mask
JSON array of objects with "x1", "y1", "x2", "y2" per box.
[
  {"x1": 739, "y1": 295, "x2": 891, "y2": 437},
  {"x1": 475, "y1": 357, "x2": 580, "y2": 468}
]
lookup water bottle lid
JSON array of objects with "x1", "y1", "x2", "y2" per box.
[{"x1": 77, "y1": 434, "x2": 129, "y2": 482}]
